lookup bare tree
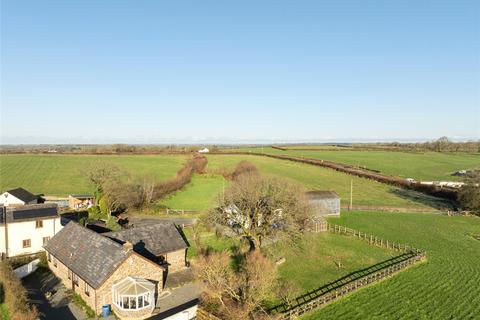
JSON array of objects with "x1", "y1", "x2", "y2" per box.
[
  {"x1": 208, "y1": 172, "x2": 313, "y2": 250},
  {"x1": 194, "y1": 250, "x2": 278, "y2": 320}
]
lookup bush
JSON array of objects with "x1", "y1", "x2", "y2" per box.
[
  {"x1": 98, "y1": 197, "x2": 109, "y2": 216},
  {"x1": 106, "y1": 216, "x2": 121, "y2": 231},
  {"x1": 88, "y1": 205, "x2": 107, "y2": 220},
  {"x1": 0, "y1": 261, "x2": 38, "y2": 320}
]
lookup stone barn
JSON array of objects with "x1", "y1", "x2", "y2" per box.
[{"x1": 305, "y1": 191, "x2": 341, "y2": 217}]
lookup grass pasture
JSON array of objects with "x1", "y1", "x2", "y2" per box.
[
  {"x1": 158, "y1": 174, "x2": 227, "y2": 211},
  {"x1": 267, "y1": 232, "x2": 397, "y2": 294},
  {"x1": 206, "y1": 154, "x2": 453, "y2": 210},
  {"x1": 221, "y1": 147, "x2": 480, "y2": 181},
  {"x1": 0, "y1": 154, "x2": 187, "y2": 196},
  {"x1": 301, "y1": 211, "x2": 480, "y2": 319}
]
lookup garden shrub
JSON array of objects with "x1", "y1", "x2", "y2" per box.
[{"x1": 0, "y1": 261, "x2": 38, "y2": 320}]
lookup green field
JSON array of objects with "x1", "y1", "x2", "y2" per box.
[
  {"x1": 159, "y1": 174, "x2": 227, "y2": 211},
  {"x1": 301, "y1": 211, "x2": 480, "y2": 319},
  {"x1": 0, "y1": 153, "x2": 457, "y2": 210},
  {"x1": 222, "y1": 147, "x2": 480, "y2": 181},
  {"x1": 0, "y1": 154, "x2": 187, "y2": 196},
  {"x1": 267, "y1": 232, "x2": 396, "y2": 294},
  {"x1": 206, "y1": 154, "x2": 453, "y2": 210}
]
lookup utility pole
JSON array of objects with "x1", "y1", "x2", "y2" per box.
[{"x1": 349, "y1": 179, "x2": 353, "y2": 211}]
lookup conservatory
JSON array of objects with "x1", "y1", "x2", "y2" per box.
[{"x1": 112, "y1": 276, "x2": 156, "y2": 317}]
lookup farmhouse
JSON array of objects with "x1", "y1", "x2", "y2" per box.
[
  {"x1": 0, "y1": 203, "x2": 62, "y2": 258},
  {"x1": 306, "y1": 191, "x2": 341, "y2": 217},
  {"x1": 0, "y1": 187, "x2": 40, "y2": 206},
  {"x1": 44, "y1": 222, "x2": 198, "y2": 319}
]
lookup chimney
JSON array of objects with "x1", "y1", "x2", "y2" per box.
[{"x1": 123, "y1": 241, "x2": 133, "y2": 252}]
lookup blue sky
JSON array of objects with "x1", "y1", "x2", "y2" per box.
[{"x1": 1, "y1": 0, "x2": 479, "y2": 144}]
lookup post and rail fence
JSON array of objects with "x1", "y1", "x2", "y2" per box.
[
  {"x1": 196, "y1": 222, "x2": 426, "y2": 320},
  {"x1": 267, "y1": 222, "x2": 426, "y2": 319}
]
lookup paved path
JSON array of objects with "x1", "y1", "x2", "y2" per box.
[{"x1": 23, "y1": 271, "x2": 87, "y2": 320}]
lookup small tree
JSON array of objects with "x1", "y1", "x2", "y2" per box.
[{"x1": 208, "y1": 173, "x2": 313, "y2": 250}]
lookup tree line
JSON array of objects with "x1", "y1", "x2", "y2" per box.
[{"x1": 85, "y1": 154, "x2": 207, "y2": 228}]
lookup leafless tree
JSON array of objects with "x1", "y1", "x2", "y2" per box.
[
  {"x1": 194, "y1": 250, "x2": 278, "y2": 320},
  {"x1": 207, "y1": 172, "x2": 313, "y2": 250}
]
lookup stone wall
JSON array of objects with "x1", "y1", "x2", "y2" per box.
[
  {"x1": 47, "y1": 251, "x2": 164, "y2": 316},
  {"x1": 95, "y1": 252, "x2": 164, "y2": 314},
  {"x1": 46, "y1": 252, "x2": 97, "y2": 313},
  {"x1": 166, "y1": 249, "x2": 186, "y2": 272}
]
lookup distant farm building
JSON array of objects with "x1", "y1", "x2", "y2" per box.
[
  {"x1": 198, "y1": 148, "x2": 209, "y2": 153},
  {"x1": 68, "y1": 194, "x2": 94, "y2": 210},
  {"x1": 0, "y1": 187, "x2": 40, "y2": 206},
  {"x1": 306, "y1": 191, "x2": 341, "y2": 217}
]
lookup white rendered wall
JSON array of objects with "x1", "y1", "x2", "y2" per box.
[
  {"x1": 0, "y1": 193, "x2": 25, "y2": 206},
  {"x1": 0, "y1": 225, "x2": 5, "y2": 256},
  {"x1": 162, "y1": 306, "x2": 197, "y2": 320},
  {"x1": 3, "y1": 218, "x2": 63, "y2": 257}
]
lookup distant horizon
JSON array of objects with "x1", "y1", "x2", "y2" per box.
[{"x1": 1, "y1": 135, "x2": 478, "y2": 146}]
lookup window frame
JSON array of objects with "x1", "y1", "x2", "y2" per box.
[
  {"x1": 35, "y1": 220, "x2": 43, "y2": 228},
  {"x1": 85, "y1": 283, "x2": 91, "y2": 296},
  {"x1": 22, "y1": 239, "x2": 31, "y2": 248},
  {"x1": 42, "y1": 236, "x2": 50, "y2": 245}
]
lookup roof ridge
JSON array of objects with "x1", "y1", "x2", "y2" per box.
[{"x1": 66, "y1": 221, "x2": 124, "y2": 248}]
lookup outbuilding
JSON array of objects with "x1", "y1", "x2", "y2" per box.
[
  {"x1": 0, "y1": 187, "x2": 40, "y2": 207},
  {"x1": 305, "y1": 191, "x2": 341, "y2": 217}
]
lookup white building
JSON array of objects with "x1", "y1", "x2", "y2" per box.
[
  {"x1": 0, "y1": 187, "x2": 40, "y2": 206},
  {"x1": 0, "y1": 204, "x2": 63, "y2": 258},
  {"x1": 198, "y1": 148, "x2": 209, "y2": 153}
]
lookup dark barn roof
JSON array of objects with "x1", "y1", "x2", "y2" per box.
[
  {"x1": 5, "y1": 187, "x2": 37, "y2": 203},
  {"x1": 0, "y1": 204, "x2": 58, "y2": 224},
  {"x1": 305, "y1": 191, "x2": 340, "y2": 200},
  {"x1": 44, "y1": 222, "x2": 131, "y2": 288},
  {"x1": 105, "y1": 223, "x2": 188, "y2": 257}
]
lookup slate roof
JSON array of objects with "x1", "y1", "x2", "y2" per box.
[
  {"x1": 105, "y1": 223, "x2": 188, "y2": 257},
  {"x1": 5, "y1": 187, "x2": 37, "y2": 203},
  {"x1": 305, "y1": 191, "x2": 340, "y2": 200},
  {"x1": 44, "y1": 221, "x2": 131, "y2": 289},
  {"x1": 0, "y1": 204, "x2": 58, "y2": 224}
]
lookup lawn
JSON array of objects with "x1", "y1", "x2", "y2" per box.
[
  {"x1": 183, "y1": 227, "x2": 239, "y2": 259},
  {"x1": 266, "y1": 232, "x2": 397, "y2": 294},
  {"x1": 221, "y1": 147, "x2": 480, "y2": 181},
  {"x1": 301, "y1": 211, "x2": 480, "y2": 319},
  {"x1": 206, "y1": 154, "x2": 453, "y2": 210},
  {"x1": 158, "y1": 174, "x2": 227, "y2": 211},
  {"x1": 0, "y1": 154, "x2": 187, "y2": 196}
]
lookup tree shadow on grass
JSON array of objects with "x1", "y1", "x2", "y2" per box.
[{"x1": 388, "y1": 187, "x2": 456, "y2": 210}]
